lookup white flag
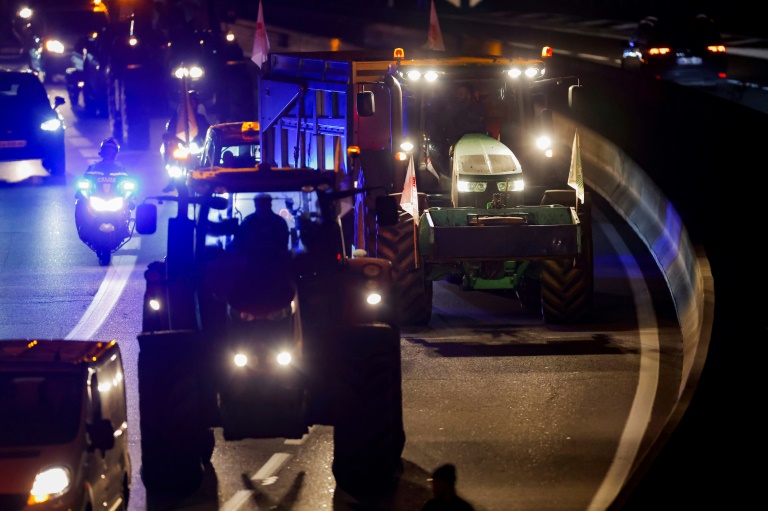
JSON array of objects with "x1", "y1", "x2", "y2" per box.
[
  {"x1": 424, "y1": 0, "x2": 445, "y2": 51},
  {"x1": 251, "y1": 0, "x2": 270, "y2": 68},
  {"x1": 400, "y1": 154, "x2": 419, "y2": 225},
  {"x1": 175, "y1": 86, "x2": 198, "y2": 142},
  {"x1": 568, "y1": 130, "x2": 585, "y2": 204}
]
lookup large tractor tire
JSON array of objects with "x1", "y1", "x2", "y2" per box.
[
  {"x1": 539, "y1": 190, "x2": 594, "y2": 324},
  {"x1": 138, "y1": 331, "x2": 212, "y2": 494},
  {"x1": 331, "y1": 324, "x2": 404, "y2": 505},
  {"x1": 375, "y1": 208, "x2": 432, "y2": 326}
]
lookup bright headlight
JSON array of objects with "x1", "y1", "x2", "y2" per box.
[
  {"x1": 507, "y1": 68, "x2": 522, "y2": 78},
  {"x1": 148, "y1": 299, "x2": 161, "y2": 311},
  {"x1": 28, "y1": 466, "x2": 70, "y2": 504},
  {"x1": 76, "y1": 178, "x2": 92, "y2": 191},
  {"x1": 497, "y1": 179, "x2": 524, "y2": 192},
  {"x1": 525, "y1": 67, "x2": 539, "y2": 78},
  {"x1": 233, "y1": 353, "x2": 248, "y2": 367},
  {"x1": 90, "y1": 196, "x2": 124, "y2": 212},
  {"x1": 189, "y1": 66, "x2": 204, "y2": 78},
  {"x1": 366, "y1": 292, "x2": 382, "y2": 305},
  {"x1": 173, "y1": 67, "x2": 186, "y2": 78},
  {"x1": 167, "y1": 165, "x2": 183, "y2": 178},
  {"x1": 424, "y1": 70, "x2": 439, "y2": 81},
  {"x1": 276, "y1": 351, "x2": 292, "y2": 366},
  {"x1": 535, "y1": 135, "x2": 552, "y2": 150},
  {"x1": 189, "y1": 142, "x2": 202, "y2": 154},
  {"x1": 457, "y1": 180, "x2": 487, "y2": 192},
  {"x1": 45, "y1": 40, "x2": 64, "y2": 53},
  {"x1": 40, "y1": 119, "x2": 61, "y2": 131},
  {"x1": 405, "y1": 70, "x2": 421, "y2": 81}
]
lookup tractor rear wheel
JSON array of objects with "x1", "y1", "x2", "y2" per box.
[
  {"x1": 539, "y1": 190, "x2": 594, "y2": 324},
  {"x1": 375, "y1": 210, "x2": 432, "y2": 325}
]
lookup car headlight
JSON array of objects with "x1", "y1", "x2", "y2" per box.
[
  {"x1": 189, "y1": 66, "x2": 204, "y2": 79},
  {"x1": 89, "y1": 196, "x2": 124, "y2": 212},
  {"x1": 366, "y1": 292, "x2": 382, "y2": 305},
  {"x1": 457, "y1": 180, "x2": 487, "y2": 192},
  {"x1": 40, "y1": 119, "x2": 61, "y2": 131},
  {"x1": 28, "y1": 466, "x2": 71, "y2": 505},
  {"x1": 45, "y1": 40, "x2": 65, "y2": 54}
]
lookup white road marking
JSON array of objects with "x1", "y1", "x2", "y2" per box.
[
  {"x1": 587, "y1": 210, "x2": 660, "y2": 511},
  {"x1": 65, "y1": 237, "x2": 140, "y2": 340},
  {"x1": 219, "y1": 490, "x2": 253, "y2": 511},
  {"x1": 219, "y1": 453, "x2": 292, "y2": 511},
  {"x1": 251, "y1": 452, "x2": 291, "y2": 482}
]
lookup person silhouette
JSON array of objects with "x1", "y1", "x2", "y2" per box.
[{"x1": 421, "y1": 463, "x2": 475, "y2": 511}]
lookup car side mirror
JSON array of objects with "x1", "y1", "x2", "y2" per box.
[
  {"x1": 357, "y1": 91, "x2": 375, "y2": 117},
  {"x1": 375, "y1": 195, "x2": 399, "y2": 226},
  {"x1": 136, "y1": 203, "x2": 158, "y2": 234},
  {"x1": 54, "y1": 96, "x2": 66, "y2": 108},
  {"x1": 87, "y1": 418, "x2": 115, "y2": 452}
]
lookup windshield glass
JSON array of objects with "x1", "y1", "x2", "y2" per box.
[
  {"x1": 0, "y1": 372, "x2": 83, "y2": 446},
  {"x1": 404, "y1": 77, "x2": 513, "y2": 178}
]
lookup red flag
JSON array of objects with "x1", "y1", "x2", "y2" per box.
[
  {"x1": 424, "y1": 0, "x2": 445, "y2": 51},
  {"x1": 400, "y1": 155, "x2": 419, "y2": 225},
  {"x1": 251, "y1": 0, "x2": 270, "y2": 68}
]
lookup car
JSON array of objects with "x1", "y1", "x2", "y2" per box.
[
  {"x1": 0, "y1": 339, "x2": 131, "y2": 511},
  {"x1": 620, "y1": 13, "x2": 727, "y2": 87},
  {"x1": 0, "y1": 70, "x2": 66, "y2": 181},
  {"x1": 198, "y1": 121, "x2": 261, "y2": 169},
  {"x1": 15, "y1": 1, "x2": 110, "y2": 84}
]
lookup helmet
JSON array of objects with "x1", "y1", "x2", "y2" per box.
[{"x1": 99, "y1": 137, "x2": 120, "y2": 156}]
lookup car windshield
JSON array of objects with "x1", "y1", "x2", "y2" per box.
[{"x1": 0, "y1": 372, "x2": 83, "y2": 446}]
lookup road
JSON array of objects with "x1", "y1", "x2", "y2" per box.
[{"x1": 0, "y1": 77, "x2": 684, "y2": 510}]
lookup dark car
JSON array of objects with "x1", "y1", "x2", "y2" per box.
[
  {"x1": 15, "y1": 1, "x2": 110, "y2": 83},
  {"x1": 0, "y1": 70, "x2": 66, "y2": 180},
  {"x1": 621, "y1": 13, "x2": 727, "y2": 87}
]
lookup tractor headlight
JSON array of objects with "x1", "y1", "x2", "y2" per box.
[
  {"x1": 28, "y1": 466, "x2": 71, "y2": 505},
  {"x1": 496, "y1": 179, "x2": 524, "y2": 192},
  {"x1": 457, "y1": 180, "x2": 487, "y2": 192},
  {"x1": 535, "y1": 135, "x2": 552, "y2": 150}
]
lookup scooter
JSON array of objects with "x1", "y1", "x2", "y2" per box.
[{"x1": 74, "y1": 173, "x2": 138, "y2": 266}]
